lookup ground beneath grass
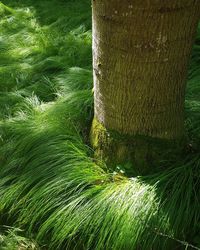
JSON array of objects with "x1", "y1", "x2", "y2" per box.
[{"x1": 0, "y1": 1, "x2": 200, "y2": 249}]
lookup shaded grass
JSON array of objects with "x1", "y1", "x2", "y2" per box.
[
  {"x1": 0, "y1": 0, "x2": 200, "y2": 249},
  {"x1": 0, "y1": 0, "x2": 92, "y2": 108}
]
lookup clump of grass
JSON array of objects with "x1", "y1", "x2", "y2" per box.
[{"x1": 0, "y1": 226, "x2": 40, "y2": 250}]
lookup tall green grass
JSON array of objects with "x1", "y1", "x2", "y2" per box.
[
  {"x1": 1, "y1": 93, "x2": 200, "y2": 249},
  {"x1": 0, "y1": 0, "x2": 200, "y2": 249},
  {"x1": 0, "y1": 0, "x2": 92, "y2": 118}
]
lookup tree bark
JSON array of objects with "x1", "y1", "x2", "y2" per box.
[{"x1": 91, "y1": 0, "x2": 200, "y2": 173}]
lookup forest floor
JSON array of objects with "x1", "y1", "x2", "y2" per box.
[{"x1": 0, "y1": 0, "x2": 200, "y2": 249}]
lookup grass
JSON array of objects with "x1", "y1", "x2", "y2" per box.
[
  {"x1": 0, "y1": 1, "x2": 200, "y2": 249},
  {"x1": 0, "y1": 226, "x2": 40, "y2": 250}
]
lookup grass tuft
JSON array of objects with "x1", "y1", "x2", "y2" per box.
[{"x1": 0, "y1": 226, "x2": 40, "y2": 250}]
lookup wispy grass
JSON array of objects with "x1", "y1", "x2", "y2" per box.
[
  {"x1": 0, "y1": 226, "x2": 40, "y2": 250},
  {"x1": 0, "y1": 99, "x2": 200, "y2": 249},
  {"x1": 0, "y1": 0, "x2": 200, "y2": 249},
  {"x1": 0, "y1": 0, "x2": 92, "y2": 110}
]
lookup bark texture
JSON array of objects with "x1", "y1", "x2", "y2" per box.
[{"x1": 91, "y1": 0, "x2": 200, "y2": 171}]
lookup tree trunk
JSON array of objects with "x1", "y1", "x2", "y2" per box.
[{"x1": 91, "y1": 0, "x2": 200, "y2": 173}]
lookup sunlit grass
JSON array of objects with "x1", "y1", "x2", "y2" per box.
[{"x1": 0, "y1": 226, "x2": 40, "y2": 250}]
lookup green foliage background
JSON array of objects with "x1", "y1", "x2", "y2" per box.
[{"x1": 0, "y1": 0, "x2": 200, "y2": 249}]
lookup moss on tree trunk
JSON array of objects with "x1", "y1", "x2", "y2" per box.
[{"x1": 91, "y1": 118, "x2": 185, "y2": 175}]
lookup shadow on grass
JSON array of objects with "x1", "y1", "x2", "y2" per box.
[{"x1": 0, "y1": 0, "x2": 92, "y2": 118}]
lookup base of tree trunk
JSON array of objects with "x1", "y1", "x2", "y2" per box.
[{"x1": 90, "y1": 118, "x2": 185, "y2": 175}]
